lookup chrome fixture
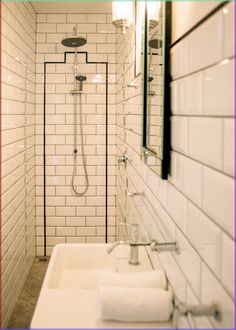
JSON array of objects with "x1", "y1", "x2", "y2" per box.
[
  {"x1": 62, "y1": 27, "x2": 87, "y2": 48},
  {"x1": 150, "y1": 239, "x2": 180, "y2": 254},
  {"x1": 107, "y1": 240, "x2": 140, "y2": 265},
  {"x1": 112, "y1": 1, "x2": 134, "y2": 34},
  {"x1": 75, "y1": 74, "x2": 87, "y2": 92},
  {"x1": 117, "y1": 153, "x2": 128, "y2": 169},
  {"x1": 127, "y1": 79, "x2": 139, "y2": 89},
  {"x1": 61, "y1": 26, "x2": 89, "y2": 196},
  {"x1": 126, "y1": 191, "x2": 144, "y2": 198},
  {"x1": 173, "y1": 301, "x2": 221, "y2": 329},
  {"x1": 107, "y1": 238, "x2": 179, "y2": 265},
  {"x1": 127, "y1": 82, "x2": 138, "y2": 89}
]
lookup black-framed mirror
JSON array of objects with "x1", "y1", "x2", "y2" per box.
[{"x1": 142, "y1": 2, "x2": 171, "y2": 179}]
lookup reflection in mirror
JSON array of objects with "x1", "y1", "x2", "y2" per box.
[
  {"x1": 142, "y1": 2, "x2": 171, "y2": 179},
  {"x1": 146, "y1": 4, "x2": 162, "y2": 155}
]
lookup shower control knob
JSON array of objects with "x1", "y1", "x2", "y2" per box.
[
  {"x1": 117, "y1": 153, "x2": 128, "y2": 169},
  {"x1": 73, "y1": 149, "x2": 78, "y2": 154}
]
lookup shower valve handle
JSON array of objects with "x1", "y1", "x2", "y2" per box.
[{"x1": 117, "y1": 154, "x2": 128, "y2": 169}]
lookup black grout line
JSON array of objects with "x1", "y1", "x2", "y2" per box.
[
  {"x1": 43, "y1": 51, "x2": 109, "y2": 253},
  {"x1": 170, "y1": 1, "x2": 229, "y2": 48},
  {"x1": 171, "y1": 55, "x2": 235, "y2": 82},
  {"x1": 172, "y1": 148, "x2": 235, "y2": 181}
]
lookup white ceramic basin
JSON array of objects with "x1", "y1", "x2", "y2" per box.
[
  {"x1": 48, "y1": 244, "x2": 115, "y2": 289},
  {"x1": 31, "y1": 243, "x2": 172, "y2": 329}
]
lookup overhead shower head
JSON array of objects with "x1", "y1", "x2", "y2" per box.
[
  {"x1": 61, "y1": 36, "x2": 87, "y2": 48},
  {"x1": 149, "y1": 38, "x2": 162, "y2": 49},
  {"x1": 61, "y1": 26, "x2": 87, "y2": 48}
]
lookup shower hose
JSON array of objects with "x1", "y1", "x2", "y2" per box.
[{"x1": 72, "y1": 92, "x2": 89, "y2": 196}]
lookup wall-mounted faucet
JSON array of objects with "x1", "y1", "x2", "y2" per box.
[
  {"x1": 150, "y1": 239, "x2": 180, "y2": 254},
  {"x1": 117, "y1": 153, "x2": 128, "y2": 169},
  {"x1": 107, "y1": 239, "x2": 179, "y2": 265},
  {"x1": 126, "y1": 191, "x2": 144, "y2": 197},
  {"x1": 173, "y1": 301, "x2": 221, "y2": 329}
]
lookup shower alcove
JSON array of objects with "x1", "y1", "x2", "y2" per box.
[{"x1": 37, "y1": 50, "x2": 116, "y2": 256}]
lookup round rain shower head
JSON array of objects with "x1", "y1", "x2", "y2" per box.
[
  {"x1": 75, "y1": 74, "x2": 87, "y2": 82},
  {"x1": 149, "y1": 38, "x2": 162, "y2": 49},
  {"x1": 61, "y1": 36, "x2": 87, "y2": 48}
]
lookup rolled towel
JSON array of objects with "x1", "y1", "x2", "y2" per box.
[
  {"x1": 99, "y1": 287, "x2": 173, "y2": 322},
  {"x1": 99, "y1": 270, "x2": 167, "y2": 290}
]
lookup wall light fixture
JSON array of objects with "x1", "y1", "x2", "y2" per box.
[{"x1": 112, "y1": 1, "x2": 134, "y2": 34}]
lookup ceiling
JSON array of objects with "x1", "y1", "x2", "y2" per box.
[{"x1": 31, "y1": 1, "x2": 112, "y2": 13}]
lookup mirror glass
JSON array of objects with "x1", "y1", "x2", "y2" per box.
[{"x1": 142, "y1": 2, "x2": 171, "y2": 179}]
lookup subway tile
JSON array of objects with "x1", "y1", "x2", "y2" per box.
[
  {"x1": 170, "y1": 38, "x2": 189, "y2": 79},
  {"x1": 176, "y1": 229, "x2": 201, "y2": 297},
  {"x1": 47, "y1": 237, "x2": 65, "y2": 246},
  {"x1": 184, "y1": 72, "x2": 203, "y2": 115},
  {"x1": 36, "y1": 33, "x2": 46, "y2": 43},
  {"x1": 77, "y1": 23, "x2": 97, "y2": 33},
  {"x1": 223, "y1": 119, "x2": 234, "y2": 176},
  {"x1": 223, "y1": 2, "x2": 234, "y2": 58},
  {"x1": 97, "y1": 23, "x2": 116, "y2": 34},
  {"x1": 201, "y1": 264, "x2": 234, "y2": 328},
  {"x1": 87, "y1": 14, "x2": 106, "y2": 23},
  {"x1": 188, "y1": 117, "x2": 223, "y2": 170},
  {"x1": 170, "y1": 152, "x2": 202, "y2": 207},
  {"x1": 44, "y1": 54, "x2": 64, "y2": 62},
  {"x1": 97, "y1": 43, "x2": 116, "y2": 54},
  {"x1": 37, "y1": 23, "x2": 56, "y2": 33},
  {"x1": 167, "y1": 185, "x2": 188, "y2": 234},
  {"x1": 56, "y1": 207, "x2": 76, "y2": 217},
  {"x1": 47, "y1": 217, "x2": 65, "y2": 226},
  {"x1": 189, "y1": 11, "x2": 223, "y2": 73},
  {"x1": 66, "y1": 237, "x2": 86, "y2": 243},
  {"x1": 86, "y1": 237, "x2": 105, "y2": 243},
  {"x1": 56, "y1": 227, "x2": 75, "y2": 237},
  {"x1": 221, "y1": 233, "x2": 234, "y2": 297},
  {"x1": 204, "y1": 59, "x2": 234, "y2": 116},
  {"x1": 37, "y1": 14, "x2": 46, "y2": 23},
  {"x1": 87, "y1": 33, "x2": 106, "y2": 44},
  {"x1": 67, "y1": 14, "x2": 86, "y2": 23},
  {"x1": 188, "y1": 202, "x2": 221, "y2": 276},
  {"x1": 158, "y1": 251, "x2": 187, "y2": 302},
  {"x1": 47, "y1": 33, "x2": 66, "y2": 44},
  {"x1": 66, "y1": 217, "x2": 86, "y2": 227},
  {"x1": 47, "y1": 14, "x2": 66, "y2": 23},
  {"x1": 171, "y1": 116, "x2": 188, "y2": 154},
  {"x1": 56, "y1": 23, "x2": 75, "y2": 33},
  {"x1": 76, "y1": 227, "x2": 96, "y2": 237},
  {"x1": 203, "y1": 167, "x2": 234, "y2": 235},
  {"x1": 170, "y1": 81, "x2": 178, "y2": 115}
]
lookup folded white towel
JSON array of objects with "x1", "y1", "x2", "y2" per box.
[
  {"x1": 99, "y1": 287, "x2": 173, "y2": 322},
  {"x1": 99, "y1": 270, "x2": 167, "y2": 290}
]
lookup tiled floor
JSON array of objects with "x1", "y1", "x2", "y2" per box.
[{"x1": 7, "y1": 257, "x2": 49, "y2": 328}]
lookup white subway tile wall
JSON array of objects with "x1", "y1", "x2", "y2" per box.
[
  {"x1": 1, "y1": 2, "x2": 36, "y2": 326},
  {"x1": 35, "y1": 12, "x2": 116, "y2": 255},
  {"x1": 116, "y1": 2, "x2": 234, "y2": 328}
]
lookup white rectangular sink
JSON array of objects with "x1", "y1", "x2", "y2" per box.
[
  {"x1": 31, "y1": 243, "x2": 172, "y2": 329},
  {"x1": 48, "y1": 244, "x2": 115, "y2": 289}
]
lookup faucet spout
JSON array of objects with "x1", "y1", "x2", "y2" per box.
[
  {"x1": 107, "y1": 240, "x2": 127, "y2": 254},
  {"x1": 107, "y1": 240, "x2": 139, "y2": 265}
]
